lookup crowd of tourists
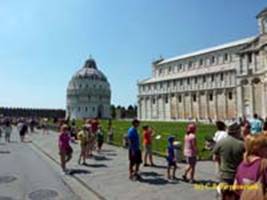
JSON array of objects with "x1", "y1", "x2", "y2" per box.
[
  {"x1": 57, "y1": 118, "x2": 106, "y2": 174},
  {"x1": 1, "y1": 114, "x2": 267, "y2": 200},
  {"x1": 126, "y1": 114, "x2": 267, "y2": 200}
]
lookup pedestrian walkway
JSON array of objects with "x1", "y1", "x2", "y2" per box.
[{"x1": 30, "y1": 130, "x2": 218, "y2": 200}]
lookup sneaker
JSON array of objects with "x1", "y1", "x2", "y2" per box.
[
  {"x1": 182, "y1": 175, "x2": 187, "y2": 181},
  {"x1": 143, "y1": 163, "x2": 149, "y2": 167}
]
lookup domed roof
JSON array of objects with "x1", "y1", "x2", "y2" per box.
[{"x1": 72, "y1": 58, "x2": 108, "y2": 81}]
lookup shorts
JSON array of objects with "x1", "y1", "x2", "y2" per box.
[
  {"x1": 59, "y1": 146, "x2": 73, "y2": 156},
  {"x1": 144, "y1": 144, "x2": 152, "y2": 155},
  {"x1": 167, "y1": 159, "x2": 177, "y2": 167},
  {"x1": 19, "y1": 131, "x2": 26, "y2": 137},
  {"x1": 129, "y1": 149, "x2": 142, "y2": 165},
  {"x1": 186, "y1": 156, "x2": 197, "y2": 166}
]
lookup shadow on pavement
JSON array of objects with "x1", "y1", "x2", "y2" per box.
[
  {"x1": 138, "y1": 177, "x2": 177, "y2": 185},
  {"x1": 69, "y1": 169, "x2": 90, "y2": 175},
  {"x1": 83, "y1": 163, "x2": 107, "y2": 168},
  {"x1": 0, "y1": 150, "x2": 11, "y2": 154},
  {"x1": 94, "y1": 155, "x2": 112, "y2": 161},
  {"x1": 140, "y1": 172, "x2": 162, "y2": 177}
]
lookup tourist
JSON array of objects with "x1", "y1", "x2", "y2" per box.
[
  {"x1": 19, "y1": 121, "x2": 28, "y2": 142},
  {"x1": 143, "y1": 125, "x2": 155, "y2": 167},
  {"x1": 249, "y1": 113, "x2": 263, "y2": 135},
  {"x1": 263, "y1": 120, "x2": 267, "y2": 135},
  {"x1": 70, "y1": 120, "x2": 77, "y2": 140},
  {"x1": 213, "y1": 121, "x2": 227, "y2": 175},
  {"x1": 77, "y1": 125, "x2": 89, "y2": 165},
  {"x1": 166, "y1": 136, "x2": 177, "y2": 180},
  {"x1": 0, "y1": 125, "x2": 2, "y2": 142},
  {"x1": 182, "y1": 123, "x2": 198, "y2": 183},
  {"x1": 29, "y1": 119, "x2": 35, "y2": 133},
  {"x1": 3, "y1": 120, "x2": 12, "y2": 143},
  {"x1": 234, "y1": 134, "x2": 267, "y2": 199},
  {"x1": 242, "y1": 121, "x2": 251, "y2": 139},
  {"x1": 213, "y1": 121, "x2": 228, "y2": 143},
  {"x1": 96, "y1": 126, "x2": 104, "y2": 152},
  {"x1": 91, "y1": 118, "x2": 99, "y2": 134},
  {"x1": 128, "y1": 119, "x2": 142, "y2": 180},
  {"x1": 107, "y1": 119, "x2": 113, "y2": 144},
  {"x1": 86, "y1": 124, "x2": 94, "y2": 157},
  {"x1": 212, "y1": 122, "x2": 245, "y2": 200},
  {"x1": 58, "y1": 125, "x2": 73, "y2": 174},
  {"x1": 43, "y1": 118, "x2": 49, "y2": 135}
]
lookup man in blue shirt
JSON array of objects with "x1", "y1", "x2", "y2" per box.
[
  {"x1": 250, "y1": 113, "x2": 263, "y2": 135},
  {"x1": 128, "y1": 119, "x2": 142, "y2": 180}
]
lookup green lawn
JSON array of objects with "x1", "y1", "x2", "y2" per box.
[{"x1": 100, "y1": 120, "x2": 216, "y2": 160}]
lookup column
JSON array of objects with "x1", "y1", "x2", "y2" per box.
[
  {"x1": 249, "y1": 81, "x2": 254, "y2": 117},
  {"x1": 175, "y1": 94, "x2": 181, "y2": 119},
  {"x1": 236, "y1": 84, "x2": 243, "y2": 118},
  {"x1": 205, "y1": 91, "x2": 209, "y2": 120},
  {"x1": 189, "y1": 93, "x2": 193, "y2": 119},
  {"x1": 261, "y1": 82, "x2": 266, "y2": 118},
  {"x1": 144, "y1": 97, "x2": 148, "y2": 120},
  {"x1": 162, "y1": 94, "x2": 166, "y2": 121},
  {"x1": 214, "y1": 90, "x2": 218, "y2": 120},
  {"x1": 156, "y1": 95, "x2": 159, "y2": 120},
  {"x1": 223, "y1": 89, "x2": 227, "y2": 120},
  {"x1": 196, "y1": 92, "x2": 200, "y2": 120},
  {"x1": 182, "y1": 93, "x2": 186, "y2": 119},
  {"x1": 138, "y1": 98, "x2": 142, "y2": 120}
]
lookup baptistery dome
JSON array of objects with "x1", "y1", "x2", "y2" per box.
[{"x1": 66, "y1": 57, "x2": 111, "y2": 119}]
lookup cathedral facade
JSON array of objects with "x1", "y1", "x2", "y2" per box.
[
  {"x1": 137, "y1": 8, "x2": 267, "y2": 121},
  {"x1": 66, "y1": 58, "x2": 111, "y2": 119}
]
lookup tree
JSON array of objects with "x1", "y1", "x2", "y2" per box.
[{"x1": 110, "y1": 105, "x2": 116, "y2": 119}]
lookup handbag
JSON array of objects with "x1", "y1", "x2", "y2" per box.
[{"x1": 240, "y1": 159, "x2": 267, "y2": 200}]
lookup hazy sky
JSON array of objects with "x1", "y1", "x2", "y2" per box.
[{"x1": 0, "y1": 0, "x2": 266, "y2": 109}]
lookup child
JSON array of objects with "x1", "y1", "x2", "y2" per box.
[
  {"x1": 3, "y1": 120, "x2": 12, "y2": 143},
  {"x1": 143, "y1": 125, "x2": 155, "y2": 166},
  {"x1": 58, "y1": 124, "x2": 73, "y2": 174},
  {"x1": 96, "y1": 126, "x2": 104, "y2": 152},
  {"x1": 166, "y1": 136, "x2": 177, "y2": 180},
  {"x1": 77, "y1": 125, "x2": 88, "y2": 165}
]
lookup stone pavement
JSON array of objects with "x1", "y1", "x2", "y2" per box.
[{"x1": 29, "y1": 130, "x2": 218, "y2": 200}]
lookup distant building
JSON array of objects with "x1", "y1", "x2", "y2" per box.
[
  {"x1": 0, "y1": 107, "x2": 65, "y2": 118},
  {"x1": 138, "y1": 8, "x2": 267, "y2": 121},
  {"x1": 66, "y1": 57, "x2": 111, "y2": 119}
]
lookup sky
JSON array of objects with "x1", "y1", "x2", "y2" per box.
[{"x1": 0, "y1": 0, "x2": 266, "y2": 109}]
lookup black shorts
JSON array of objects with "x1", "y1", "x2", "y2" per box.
[
  {"x1": 19, "y1": 131, "x2": 26, "y2": 136},
  {"x1": 129, "y1": 149, "x2": 142, "y2": 165}
]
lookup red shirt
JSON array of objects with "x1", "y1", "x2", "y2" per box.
[
  {"x1": 91, "y1": 120, "x2": 99, "y2": 133},
  {"x1": 143, "y1": 130, "x2": 152, "y2": 145}
]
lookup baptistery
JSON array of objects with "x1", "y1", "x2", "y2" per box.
[{"x1": 67, "y1": 57, "x2": 111, "y2": 119}]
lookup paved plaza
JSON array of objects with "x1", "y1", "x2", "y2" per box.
[{"x1": 29, "y1": 129, "x2": 218, "y2": 200}]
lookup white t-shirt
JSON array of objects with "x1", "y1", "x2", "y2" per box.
[{"x1": 213, "y1": 130, "x2": 228, "y2": 143}]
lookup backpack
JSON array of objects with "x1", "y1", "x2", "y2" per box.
[{"x1": 240, "y1": 159, "x2": 267, "y2": 200}]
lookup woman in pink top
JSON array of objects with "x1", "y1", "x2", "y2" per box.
[
  {"x1": 234, "y1": 134, "x2": 267, "y2": 198},
  {"x1": 58, "y1": 124, "x2": 73, "y2": 173},
  {"x1": 182, "y1": 123, "x2": 198, "y2": 183}
]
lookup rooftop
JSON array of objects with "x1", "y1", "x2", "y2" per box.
[{"x1": 158, "y1": 36, "x2": 256, "y2": 65}]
